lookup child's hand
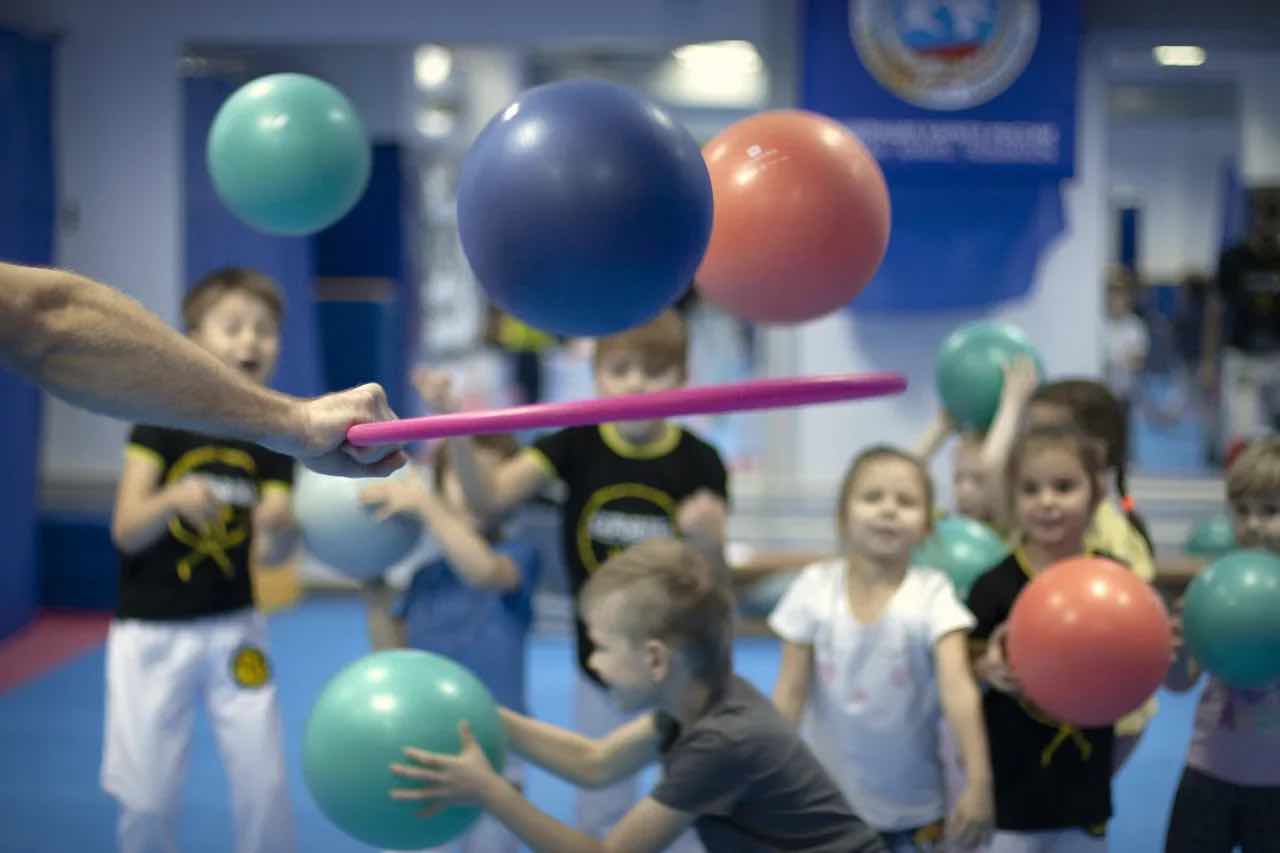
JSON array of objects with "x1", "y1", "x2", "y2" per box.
[
  {"x1": 978, "y1": 623, "x2": 1021, "y2": 695},
  {"x1": 1001, "y1": 356, "x2": 1040, "y2": 405},
  {"x1": 676, "y1": 489, "x2": 727, "y2": 543},
  {"x1": 390, "y1": 721, "x2": 503, "y2": 814},
  {"x1": 947, "y1": 782, "x2": 994, "y2": 849},
  {"x1": 169, "y1": 476, "x2": 221, "y2": 531},
  {"x1": 252, "y1": 497, "x2": 292, "y2": 532},
  {"x1": 359, "y1": 475, "x2": 430, "y2": 524},
  {"x1": 412, "y1": 367, "x2": 462, "y2": 415}
]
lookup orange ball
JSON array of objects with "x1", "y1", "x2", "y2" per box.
[
  {"x1": 695, "y1": 110, "x2": 890, "y2": 324},
  {"x1": 1008, "y1": 556, "x2": 1172, "y2": 727}
]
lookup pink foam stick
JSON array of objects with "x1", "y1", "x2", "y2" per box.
[{"x1": 346, "y1": 372, "x2": 906, "y2": 447}]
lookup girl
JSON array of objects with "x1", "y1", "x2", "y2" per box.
[
  {"x1": 769, "y1": 446, "x2": 994, "y2": 852},
  {"x1": 968, "y1": 424, "x2": 1117, "y2": 852},
  {"x1": 1022, "y1": 380, "x2": 1159, "y2": 770}
]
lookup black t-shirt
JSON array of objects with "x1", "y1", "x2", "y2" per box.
[
  {"x1": 966, "y1": 552, "x2": 1114, "y2": 833},
  {"x1": 530, "y1": 424, "x2": 728, "y2": 683},
  {"x1": 116, "y1": 425, "x2": 294, "y2": 621},
  {"x1": 1217, "y1": 242, "x2": 1280, "y2": 353},
  {"x1": 651, "y1": 676, "x2": 884, "y2": 853}
]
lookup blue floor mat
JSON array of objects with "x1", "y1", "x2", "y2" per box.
[{"x1": 0, "y1": 596, "x2": 1191, "y2": 851}]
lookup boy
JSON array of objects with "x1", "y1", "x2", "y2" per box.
[
  {"x1": 103, "y1": 267, "x2": 298, "y2": 853},
  {"x1": 1163, "y1": 436, "x2": 1280, "y2": 853},
  {"x1": 420, "y1": 309, "x2": 729, "y2": 837},
  {"x1": 361, "y1": 429, "x2": 540, "y2": 853},
  {"x1": 390, "y1": 538, "x2": 885, "y2": 852}
]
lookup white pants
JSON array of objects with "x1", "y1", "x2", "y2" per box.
[
  {"x1": 986, "y1": 829, "x2": 1107, "y2": 853},
  {"x1": 574, "y1": 672, "x2": 705, "y2": 852},
  {"x1": 101, "y1": 610, "x2": 295, "y2": 853}
]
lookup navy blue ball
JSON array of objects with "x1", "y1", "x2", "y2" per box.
[{"x1": 457, "y1": 80, "x2": 713, "y2": 337}]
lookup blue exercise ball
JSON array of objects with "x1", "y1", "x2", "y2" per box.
[
  {"x1": 208, "y1": 73, "x2": 371, "y2": 235},
  {"x1": 292, "y1": 466, "x2": 422, "y2": 581},
  {"x1": 914, "y1": 515, "x2": 1008, "y2": 598},
  {"x1": 456, "y1": 79, "x2": 713, "y2": 337}
]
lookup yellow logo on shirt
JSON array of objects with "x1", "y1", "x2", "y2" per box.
[{"x1": 230, "y1": 645, "x2": 271, "y2": 688}]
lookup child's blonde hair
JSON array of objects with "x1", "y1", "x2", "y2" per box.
[
  {"x1": 1226, "y1": 437, "x2": 1280, "y2": 503},
  {"x1": 579, "y1": 538, "x2": 731, "y2": 679},
  {"x1": 836, "y1": 445, "x2": 935, "y2": 540}
]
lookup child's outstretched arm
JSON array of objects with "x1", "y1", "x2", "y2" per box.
[
  {"x1": 392, "y1": 718, "x2": 689, "y2": 853},
  {"x1": 978, "y1": 356, "x2": 1040, "y2": 475},
  {"x1": 360, "y1": 470, "x2": 519, "y2": 590},
  {"x1": 498, "y1": 708, "x2": 659, "y2": 789},
  {"x1": 772, "y1": 641, "x2": 814, "y2": 725},
  {"x1": 413, "y1": 368, "x2": 549, "y2": 518},
  {"x1": 915, "y1": 408, "x2": 955, "y2": 461},
  {"x1": 935, "y1": 630, "x2": 995, "y2": 849},
  {"x1": 977, "y1": 356, "x2": 1040, "y2": 528}
]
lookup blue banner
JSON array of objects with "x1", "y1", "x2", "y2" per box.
[
  {"x1": 0, "y1": 29, "x2": 53, "y2": 639},
  {"x1": 802, "y1": 0, "x2": 1079, "y2": 312},
  {"x1": 803, "y1": 0, "x2": 1078, "y2": 180}
]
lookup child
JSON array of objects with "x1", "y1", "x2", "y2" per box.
[
  {"x1": 389, "y1": 537, "x2": 887, "y2": 852},
  {"x1": 1021, "y1": 379, "x2": 1159, "y2": 769},
  {"x1": 968, "y1": 424, "x2": 1118, "y2": 851},
  {"x1": 916, "y1": 357, "x2": 1041, "y2": 534},
  {"x1": 103, "y1": 267, "x2": 298, "y2": 853},
  {"x1": 420, "y1": 309, "x2": 729, "y2": 840},
  {"x1": 769, "y1": 446, "x2": 994, "y2": 851},
  {"x1": 360, "y1": 427, "x2": 540, "y2": 853},
  {"x1": 1102, "y1": 268, "x2": 1150, "y2": 415},
  {"x1": 1163, "y1": 436, "x2": 1280, "y2": 853}
]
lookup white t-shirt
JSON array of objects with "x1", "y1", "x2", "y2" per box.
[
  {"x1": 768, "y1": 560, "x2": 976, "y2": 831},
  {"x1": 1104, "y1": 314, "x2": 1149, "y2": 398}
]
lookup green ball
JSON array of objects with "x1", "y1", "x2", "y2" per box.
[
  {"x1": 1183, "y1": 550, "x2": 1280, "y2": 688},
  {"x1": 936, "y1": 321, "x2": 1043, "y2": 432},
  {"x1": 303, "y1": 650, "x2": 506, "y2": 850},
  {"x1": 1184, "y1": 513, "x2": 1236, "y2": 558},
  {"x1": 914, "y1": 515, "x2": 1008, "y2": 599},
  {"x1": 208, "y1": 73, "x2": 371, "y2": 235}
]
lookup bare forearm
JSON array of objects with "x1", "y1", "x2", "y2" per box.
[
  {"x1": 941, "y1": 678, "x2": 993, "y2": 787},
  {"x1": 3, "y1": 264, "x2": 300, "y2": 441},
  {"x1": 915, "y1": 415, "x2": 951, "y2": 460},
  {"x1": 500, "y1": 708, "x2": 602, "y2": 787},
  {"x1": 112, "y1": 490, "x2": 179, "y2": 554},
  {"x1": 420, "y1": 496, "x2": 514, "y2": 589},
  {"x1": 447, "y1": 438, "x2": 499, "y2": 517},
  {"x1": 483, "y1": 780, "x2": 604, "y2": 853}
]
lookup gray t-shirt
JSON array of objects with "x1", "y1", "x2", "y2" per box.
[{"x1": 650, "y1": 676, "x2": 885, "y2": 853}]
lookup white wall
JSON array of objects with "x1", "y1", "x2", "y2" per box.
[
  {"x1": 1239, "y1": 54, "x2": 1280, "y2": 184},
  {"x1": 1109, "y1": 117, "x2": 1238, "y2": 280}
]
